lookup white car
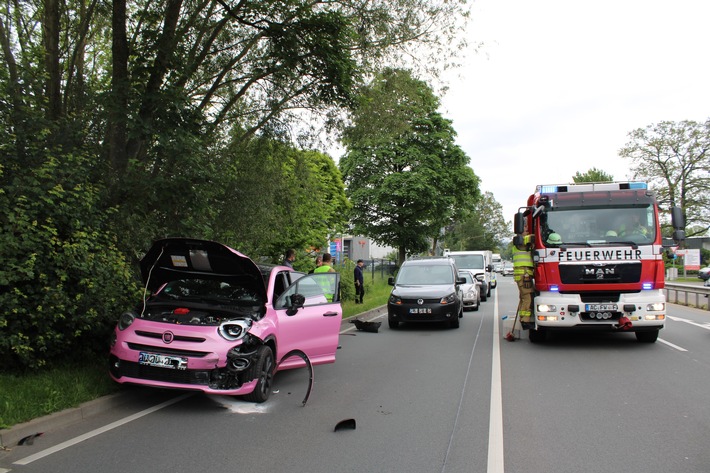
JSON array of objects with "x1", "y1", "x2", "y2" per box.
[
  {"x1": 698, "y1": 267, "x2": 710, "y2": 281},
  {"x1": 458, "y1": 270, "x2": 481, "y2": 311}
]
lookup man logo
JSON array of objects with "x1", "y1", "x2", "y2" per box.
[
  {"x1": 585, "y1": 267, "x2": 615, "y2": 279},
  {"x1": 417, "y1": 299, "x2": 424, "y2": 305},
  {"x1": 163, "y1": 331, "x2": 174, "y2": 344}
]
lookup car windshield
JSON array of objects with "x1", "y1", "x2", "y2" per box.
[
  {"x1": 449, "y1": 254, "x2": 484, "y2": 269},
  {"x1": 157, "y1": 278, "x2": 262, "y2": 305},
  {"x1": 540, "y1": 205, "x2": 656, "y2": 246},
  {"x1": 397, "y1": 264, "x2": 453, "y2": 285}
]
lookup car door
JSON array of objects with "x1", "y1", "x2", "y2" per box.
[{"x1": 273, "y1": 272, "x2": 342, "y2": 368}]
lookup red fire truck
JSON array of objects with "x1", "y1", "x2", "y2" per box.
[{"x1": 513, "y1": 182, "x2": 685, "y2": 343}]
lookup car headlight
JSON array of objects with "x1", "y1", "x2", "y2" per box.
[
  {"x1": 466, "y1": 291, "x2": 476, "y2": 298},
  {"x1": 389, "y1": 294, "x2": 402, "y2": 305},
  {"x1": 118, "y1": 311, "x2": 136, "y2": 331},
  {"x1": 646, "y1": 302, "x2": 665, "y2": 311},
  {"x1": 218, "y1": 319, "x2": 253, "y2": 341},
  {"x1": 537, "y1": 304, "x2": 556, "y2": 313},
  {"x1": 440, "y1": 293, "x2": 457, "y2": 304}
]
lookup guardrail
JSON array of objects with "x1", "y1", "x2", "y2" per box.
[{"x1": 664, "y1": 282, "x2": 710, "y2": 310}]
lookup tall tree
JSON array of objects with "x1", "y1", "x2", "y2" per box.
[
  {"x1": 340, "y1": 69, "x2": 480, "y2": 265},
  {"x1": 619, "y1": 119, "x2": 710, "y2": 236},
  {"x1": 573, "y1": 167, "x2": 614, "y2": 183},
  {"x1": 443, "y1": 191, "x2": 509, "y2": 252}
]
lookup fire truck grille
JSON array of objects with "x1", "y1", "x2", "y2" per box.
[{"x1": 559, "y1": 263, "x2": 642, "y2": 284}]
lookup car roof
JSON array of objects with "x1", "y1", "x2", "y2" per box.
[{"x1": 402, "y1": 257, "x2": 455, "y2": 266}]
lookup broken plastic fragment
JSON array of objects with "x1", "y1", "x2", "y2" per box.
[{"x1": 334, "y1": 418, "x2": 356, "y2": 432}]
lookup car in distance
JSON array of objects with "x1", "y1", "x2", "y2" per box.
[
  {"x1": 387, "y1": 257, "x2": 465, "y2": 329},
  {"x1": 502, "y1": 262, "x2": 514, "y2": 276},
  {"x1": 109, "y1": 238, "x2": 342, "y2": 403},
  {"x1": 458, "y1": 270, "x2": 481, "y2": 311},
  {"x1": 698, "y1": 267, "x2": 710, "y2": 281}
]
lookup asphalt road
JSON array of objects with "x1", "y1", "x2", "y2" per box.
[{"x1": 2, "y1": 278, "x2": 710, "y2": 473}]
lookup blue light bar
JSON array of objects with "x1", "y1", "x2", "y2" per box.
[
  {"x1": 550, "y1": 285, "x2": 559, "y2": 292},
  {"x1": 642, "y1": 282, "x2": 653, "y2": 290},
  {"x1": 628, "y1": 182, "x2": 647, "y2": 189},
  {"x1": 540, "y1": 186, "x2": 558, "y2": 193}
]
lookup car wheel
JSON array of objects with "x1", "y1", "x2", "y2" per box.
[
  {"x1": 388, "y1": 316, "x2": 399, "y2": 329},
  {"x1": 450, "y1": 315, "x2": 460, "y2": 328},
  {"x1": 529, "y1": 327, "x2": 547, "y2": 344},
  {"x1": 242, "y1": 345, "x2": 274, "y2": 403},
  {"x1": 635, "y1": 330, "x2": 659, "y2": 343}
]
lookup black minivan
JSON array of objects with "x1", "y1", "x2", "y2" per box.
[{"x1": 387, "y1": 257, "x2": 465, "y2": 329}]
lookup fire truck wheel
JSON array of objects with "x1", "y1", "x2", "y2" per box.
[
  {"x1": 529, "y1": 327, "x2": 547, "y2": 343},
  {"x1": 635, "y1": 330, "x2": 659, "y2": 343}
]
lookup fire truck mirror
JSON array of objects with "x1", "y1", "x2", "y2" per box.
[
  {"x1": 513, "y1": 212, "x2": 526, "y2": 235},
  {"x1": 671, "y1": 206, "x2": 684, "y2": 230},
  {"x1": 672, "y1": 229, "x2": 685, "y2": 244}
]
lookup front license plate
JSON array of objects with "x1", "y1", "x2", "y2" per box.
[
  {"x1": 585, "y1": 303, "x2": 617, "y2": 311},
  {"x1": 139, "y1": 352, "x2": 188, "y2": 370},
  {"x1": 409, "y1": 308, "x2": 432, "y2": 314}
]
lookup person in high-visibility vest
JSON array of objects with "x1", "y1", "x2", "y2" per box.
[{"x1": 513, "y1": 233, "x2": 535, "y2": 329}]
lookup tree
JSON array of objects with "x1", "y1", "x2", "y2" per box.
[
  {"x1": 573, "y1": 167, "x2": 614, "y2": 183},
  {"x1": 443, "y1": 192, "x2": 509, "y2": 252},
  {"x1": 619, "y1": 119, "x2": 710, "y2": 236},
  {"x1": 340, "y1": 69, "x2": 480, "y2": 265}
]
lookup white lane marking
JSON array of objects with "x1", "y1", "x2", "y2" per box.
[
  {"x1": 14, "y1": 393, "x2": 193, "y2": 466},
  {"x1": 488, "y1": 289, "x2": 504, "y2": 473},
  {"x1": 658, "y1": 338, "x2": 688, "y2": 352},
  {"x1": 667, "y1": 315, "x2": 710, "y2": 331}
]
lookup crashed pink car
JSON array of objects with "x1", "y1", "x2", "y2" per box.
[{"x1": 109, "y1": 238, "x2": 342, "y2": 402}]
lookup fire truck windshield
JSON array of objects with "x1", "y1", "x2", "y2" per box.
[{"x1": 540, "y1": 205, "x2": 655, "y2": 246}]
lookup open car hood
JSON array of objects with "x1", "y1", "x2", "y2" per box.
[{"x1": 140, "y1": 238, "x2": 266, "y2": 300}]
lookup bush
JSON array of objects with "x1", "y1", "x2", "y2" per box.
[{"x1": 0, "y1": 152, "x2": 140, "y2": 371}]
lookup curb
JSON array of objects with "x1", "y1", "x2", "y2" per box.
[
  {"x1": 1, "y1": 305, "x2": 389, "y2": 448},
  {"x1": 0, "y1": 390, "x2": 139, "y2": 448}
]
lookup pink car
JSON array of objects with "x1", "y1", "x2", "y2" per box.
[{"x1": 109, "y1": 238, "x2": 342, "y2": 402}]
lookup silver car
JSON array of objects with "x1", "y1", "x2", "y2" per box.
[{"x1": 458, "y1": 270, "x2": 481, "y2": 311}]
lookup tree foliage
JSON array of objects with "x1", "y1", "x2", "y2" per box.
[
  {"x1": 340, "y1": 69, "x2": 480, "y2": 265},
  {"x1": 0, "y1": 0, "x2": 471, "y2": 370},
  {"x1": 619, "y1": 119, "x2": 710, "y2": 236},
  {"x1": 443, "y1": 191, "x2": 509, "y2": 252},
  {"x1": 573, "y1": 167, "x2": 614, "y2": 183}
]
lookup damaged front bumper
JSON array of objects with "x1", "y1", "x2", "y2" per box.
[{"x1": 109, "y1": 331, "x2": 267, "y2": 395}]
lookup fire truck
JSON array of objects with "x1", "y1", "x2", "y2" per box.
[{"x1": 513, "y1": 182, "x2": 685, "y2": 343}]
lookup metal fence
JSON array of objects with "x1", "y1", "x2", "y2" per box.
[{"x1": 664, "y1": 282, "x2": 710, "y2": 310}]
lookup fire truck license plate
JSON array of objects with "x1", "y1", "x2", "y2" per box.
[{"x1": 585, "y1": 303, "x2": 617, "y2": 311}]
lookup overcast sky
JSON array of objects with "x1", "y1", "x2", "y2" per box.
[{"x1": 440, "y1": 0, "x2": 710, "y2": 222}]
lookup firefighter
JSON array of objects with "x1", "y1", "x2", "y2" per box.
[{"x1": 513, "y1": 231, "x2": 535, "y2": 330}]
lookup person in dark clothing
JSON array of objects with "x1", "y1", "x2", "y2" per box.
[
  {"x1": 354, "y1": 259, "x2": 365, "y2": 304},
  {"x1": 282, "y1": 248, "x2": 295, "y2": 268}
]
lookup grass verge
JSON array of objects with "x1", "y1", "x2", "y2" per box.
[{"x1": 1, "y1": 275, "x2": 393, "y2": 430}]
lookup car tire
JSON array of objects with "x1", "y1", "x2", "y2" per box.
[
  {"x1": 529, "y1": 327, "x2": 547, "y2": 344},
  {"x1": 450, "y1": 315, "x2": 460, "y2": 329},
  {"x1": 242, "y1": 345, "x2": 274, "y2": 403},
  {"x1": 388, "y1": 316, "x2": 399, "y2": 329},
  {"x1": 635, "y1": 330, "x2": 659, "y2": 343}
]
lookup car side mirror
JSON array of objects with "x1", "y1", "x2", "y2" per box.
[
  {"x1": 388, "y1": 277, "x2": 395, "y2": 286},
  {"x1": 456, "y1": 277, "x2": 466, "y2": 285},
  {"x1": 286, "y1": 293, "x2": 306, "y2": 316}
]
